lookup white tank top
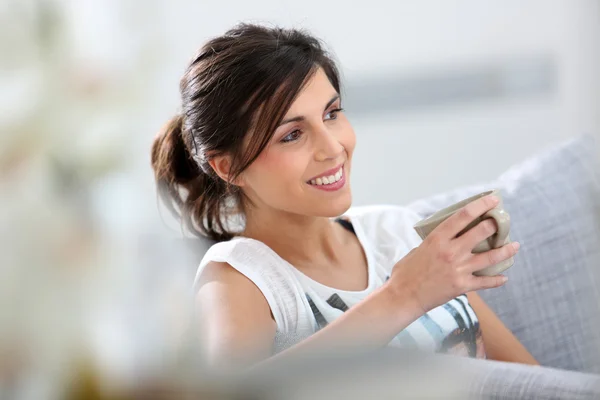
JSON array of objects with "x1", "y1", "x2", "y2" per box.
[{"x1": 193, "y1": 205, "x2": 486, "y2": 358}]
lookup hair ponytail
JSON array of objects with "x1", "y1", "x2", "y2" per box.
[
  {"x1": 151, "y1": 115, "x2": 233, "y2": 242},
  {"x1": 151, "y1": 23, "x2": 341, "y2": 242}
]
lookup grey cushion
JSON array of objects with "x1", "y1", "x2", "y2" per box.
[
  {"x1": 463, "y1": 358, "x2": 600, "y2": 400},
  {"x1": 407, "y1": 135, "x2": 600, "y2": 373}
]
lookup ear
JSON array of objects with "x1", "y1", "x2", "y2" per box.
[{"x1": 208, "y1": 155, "x2": 245, "y2": 187}]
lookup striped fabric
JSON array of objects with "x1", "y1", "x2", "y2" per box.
[
  {"x1": 303, "y1": 267, "x2": 485, "y2": 358},
  {"x1": 299, "y1": 218, "x2": 485, "y2": 358}
]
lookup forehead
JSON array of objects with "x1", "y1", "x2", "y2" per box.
[{"x1": 284, "y1": 68, "x2": 338, "y2": 114}]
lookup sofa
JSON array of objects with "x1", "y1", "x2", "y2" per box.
[
  {"x1": 404, "y1": 134, "x2": 600, "y2": 398},
  {"x1": 189, "y1": 135, "x2": 600, "y2": 399}
]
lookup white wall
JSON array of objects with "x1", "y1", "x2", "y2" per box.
[
  {"x1": 151, "y1": 0, "x2": 600, "y2": 206},
  {"x1": 52, "y1": 0, "x2": 600, "y2": 235}
]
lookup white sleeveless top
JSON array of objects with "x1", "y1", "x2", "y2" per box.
[{"x1": 193, "y1": 205, "x2": 486, "y2": 359}]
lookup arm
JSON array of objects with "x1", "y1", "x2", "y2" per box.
[
  {"x1": 466, "y1": 291, "x2": 539, "y2": 366},
  {"x1": 196, "y1": 195, "x2": 517, "y2": 369},
  {"x1": 196, "y1": 261, "x2": 424, "y2": 369}
]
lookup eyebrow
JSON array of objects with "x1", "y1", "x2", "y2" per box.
[{"x1": 277, "y1": 94, "x2": 340, "y2": 127}]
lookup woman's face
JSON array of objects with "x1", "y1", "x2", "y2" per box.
[{"x1": 240, "y1": 68, "x2": 355, "y2": 218}]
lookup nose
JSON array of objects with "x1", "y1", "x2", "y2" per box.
[{"x1": 313, "y1": 123, "x2": 345, "y2": 162}]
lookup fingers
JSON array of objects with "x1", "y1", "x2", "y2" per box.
[
  {"x1": 468, "y1": 274, "x2": 509, "y2": 290},
  {"x1": 435, "y1": 195, "x2": 499, "y2": 239},
  {"x1": 464, "y1": 241, "x2": 520, "y2": 273},
  {"x1": 455, "y1": 218, "x2": 498, "y2": 253}
]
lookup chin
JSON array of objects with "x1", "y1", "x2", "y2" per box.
[{"x1": 315, "y1": 190, "x2": 353, "y2": 217}]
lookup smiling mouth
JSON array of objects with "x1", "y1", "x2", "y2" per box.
[{"x1": 307, "y1": 166, "x2": 344, "y2": 186}]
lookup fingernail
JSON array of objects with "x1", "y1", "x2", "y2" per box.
[
  {"x1": 512, "y1": 242, "x2": 521, "y2": 251},
  {"x1": 502, "y1": 276, "x2": 509, "y2": 283},
  {"x1": 489, "y1": 195, "x2": 500, "y2": 204}
]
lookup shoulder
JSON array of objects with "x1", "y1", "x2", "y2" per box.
[
  {"x1": 194, "y1": 260, "x2": 277, "y2": 365},
  {"x1": 193, "y1": 237, "x2": 299, "y2": 331},
  {"x1": 195, "y1": 260, "x2": 272, "y2": 314},
  {"x1": 194, "y1": 238, "x2": 289, "y2": 290},
  {"x1": 193, "y1": 238, "x2": 278, "y2": 296},
  {"x1": 195, "y1": 256, "x2": 268, "y2": 302},
  {"x1": 194, "y1": 238, "x2": 271, "y2": 287}
]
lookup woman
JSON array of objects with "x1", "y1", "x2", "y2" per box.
[{"x1": 151, "y1": 23, "x2": 538, "y2": 368}]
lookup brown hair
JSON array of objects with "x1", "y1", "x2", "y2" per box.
[{"x1": 151, "y1": 23, "x2": 341, "y2": 242}]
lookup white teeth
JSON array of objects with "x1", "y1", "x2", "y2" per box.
[{"x1": 310, "y1": 167, "x2": 343, "y2": 186}]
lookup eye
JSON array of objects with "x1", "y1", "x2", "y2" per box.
[
  {"x1": 325, "y1": 107, "x2": 344, "y2": 120},
  {"x1": 281, "y1": 129, "x2": 303, "y2": 143}
]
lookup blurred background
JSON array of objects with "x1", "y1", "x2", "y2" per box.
[{"x1": 1, "y1": 0, "x2": 599, "y2": 398}]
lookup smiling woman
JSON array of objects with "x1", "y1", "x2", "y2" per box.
[
  {"x1": 150, "y1": 23, "x2": 536, "y2": 369},
  {"x1": 151, "y1": 25, "x2": 345, "y2": 242},
  {"x1": 227, "y1": 69, "x2": 355, "y2": 229}
]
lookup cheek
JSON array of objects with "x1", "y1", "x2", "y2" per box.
[{"x1": 252, "y1": 147, "x2": 306, "y2": 185}]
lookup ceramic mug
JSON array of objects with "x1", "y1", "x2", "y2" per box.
[{"x1": 413, "y1": 189, "x2": 513, "y2": 276}]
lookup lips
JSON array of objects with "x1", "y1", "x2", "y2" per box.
[
  {"x1": 307, "y1": 163, "x2": 344, "y2": 183},
  {"x1": 308, "y1": 165, "x2": 346, "y2": 191},
  {"x1": 308, "y1": 166, "x2": 343, "y2": 186}
]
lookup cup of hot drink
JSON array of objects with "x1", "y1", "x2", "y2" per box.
[{"x1": 413, "y1": 189, "x2": 513, "y2": 277}]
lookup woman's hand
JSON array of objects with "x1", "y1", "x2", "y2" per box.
[{"x1": 388, "y1": 194, "x2": 520, "y2": 315}]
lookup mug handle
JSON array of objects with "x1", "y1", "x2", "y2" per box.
[{"x1": 483, "y1": 208, "x2": 510, "y2": 248}]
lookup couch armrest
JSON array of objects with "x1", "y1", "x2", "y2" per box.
[
  {"x1": 235, "y1": 350, "x2": 600, "y2": 399},
  {"x1": 456, "y1": 356, "x2": 600, "y2": 399}
]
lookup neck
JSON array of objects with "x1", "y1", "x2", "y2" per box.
[{"x1": 242, "y1": 206, "x2": 348, "y2": 268}]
